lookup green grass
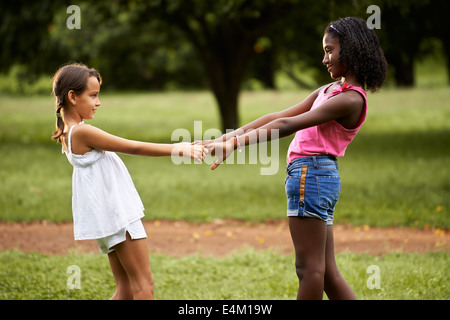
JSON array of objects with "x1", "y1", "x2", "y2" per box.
[
  {"x1": 0, "y1": 250, "x2": 448, "y2": 300},
  {"x1": 0, "y1": 88, "x2": 449, "y2": 301},
  {"x1": 0, "y1": 88, "x2": 449, "y2": 228}
]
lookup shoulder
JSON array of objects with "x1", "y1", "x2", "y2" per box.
[
  {"x1": 341, "y1": 89, "x2": 365, "y2": 105},
  {"x1": 329, "y1": 83, "x2": 366, "y2": 109},
  {"x1": 320, "y1": 88, "x2": 365, "y2": 117},
  {"x1": 71, "y1": 123, "x2": 106, "y2": 138},
  {"x1": 70, "y1": 124, "x2": 113, "y2": 150}
]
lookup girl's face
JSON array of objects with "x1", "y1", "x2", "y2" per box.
[
  {"x1": 322, "y1": 33, "x2": 347, "y2": 80},
  {"x1": 72, "y1": 76, "x2": 101, "y2": 120}
]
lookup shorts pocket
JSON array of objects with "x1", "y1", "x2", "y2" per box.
[
  {"x1": 285, "y1": 165, "x2": 308, "y2": 216},
  {"x1": 316, "y1": 175, "x2": 341, "y2": 211}
]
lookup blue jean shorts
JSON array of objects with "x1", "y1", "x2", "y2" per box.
[{"x1": 285, "y1": 155, "x2": 340, "y2": 225}]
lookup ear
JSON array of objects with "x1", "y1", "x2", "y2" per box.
[{"x1": 67, "y1": 90, "x2": 77, "y2": 106}]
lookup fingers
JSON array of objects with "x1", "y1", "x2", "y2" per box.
[
  {"x1": 192, "y1": 139, "x2": 213, "y2": 146},
  {"x1": 210, "y1": 160, "x2": 221, "y2": 170},
  {"x1": 203, "y1": 141, "x2": 216, "y2": 156},
  {"x1": 182, "y1": 140, "x2": 230, "y2": 169},
  {"x1": 192, "y1": 140, "x2": 207, "y2": 146},
  {"x1": 193, "y1": 145, "x2": 208, "y2": 162}
]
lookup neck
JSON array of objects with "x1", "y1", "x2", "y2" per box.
[
  {"x1": 61, "y1": 107, "x2": 83, "y2": 130},
  {"x1": 340, "y1": 73, "x2": 362, "y2": 88}
]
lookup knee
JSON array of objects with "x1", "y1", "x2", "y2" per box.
[
  {"x1": 296, "y1": 266, "x2": 325, "y2": 281},
  {"x1": 132, "y1": 272, "x2": 154, "y2": 299},
  {"x1": 136, "y1": 272, "x2": 154, "y2": 292},
  {"x1": 295, "y1": 260, "x2": 325, "y2": 282}
]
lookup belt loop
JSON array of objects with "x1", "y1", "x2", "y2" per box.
[{"x1": 312, "y1": 156, "x2": 318, "y2": 169}]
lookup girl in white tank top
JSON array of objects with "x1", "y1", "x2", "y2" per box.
[{"x1": 52, "y1": 63, "x2": 207, "y2": 300}]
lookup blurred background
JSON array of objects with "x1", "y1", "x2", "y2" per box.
[
  {"x1": 0, "y1": 0, "x2": 448, "y2": 228},
  {"x1": 1, "y1": 0, "x2": 448, "y2": 130}
]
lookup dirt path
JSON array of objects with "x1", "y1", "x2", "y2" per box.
[{"x1": 0, "y1": 219, "x2": 448, "y2": 256}]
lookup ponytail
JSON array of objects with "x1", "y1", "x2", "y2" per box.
[{"x1": 52, "y1": 95, "x2": 66, "y2": 143}]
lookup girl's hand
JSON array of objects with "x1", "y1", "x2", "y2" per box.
[
  {"x1": 174, "y1": 143, "x2": 208, "y2": 162},
  {"x1": 204, "y1": 140, "x2": 235, "y2": 170},
  {"x1": 192, "y1": 135, "x2": 226, "y2": 156}
]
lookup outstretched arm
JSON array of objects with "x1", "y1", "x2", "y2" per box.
[
  {"x1": 71, "y1": 124, "x2": 207, "y2": 162},
  {"x1": 215, "y1": 87, "x2": 322, "y2": 142},
  {"x1": 207, "y1": 90, "x2": 364, "y2": 170}
]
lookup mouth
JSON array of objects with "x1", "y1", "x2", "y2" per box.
[{"x1": 327, "y1": 65, "x2": 333, "y2": 72}]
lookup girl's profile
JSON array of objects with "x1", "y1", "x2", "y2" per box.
[
  {"x1": 52, "y1": 63, "x2": 207, "y2": 300},
  {"x1": 205, "y1": 17, "x2": 388, "y2": 300}
]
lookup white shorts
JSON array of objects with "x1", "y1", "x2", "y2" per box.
[{"x1": 96, "y1": 219, "x2": 147, "y2": 254}]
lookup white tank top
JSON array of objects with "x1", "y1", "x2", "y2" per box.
[{"x1": 63, "y1": 122, "x2": 144, "y2": 240}]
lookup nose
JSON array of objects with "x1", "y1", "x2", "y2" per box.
[
  {"x1": 322, "y1": 53, "x2": 329, "y2": 65},
  {"x1": 96, "y1": 98, "x2": 101, "y2": 106}
]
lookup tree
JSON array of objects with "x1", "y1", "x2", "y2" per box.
[
  {"x1": 147, "y1": 0, "x2": 295, "y2": 131},
  {"x1": 0, "y1": 0, "x2": 66, "y2": 76},
  {"x1": 380, "y1": 2, "x2": 424, "y2": 87}
]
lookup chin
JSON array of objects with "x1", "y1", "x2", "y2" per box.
[{"x1": 330, "y1": 73, "x2": 343, "y2": 80}]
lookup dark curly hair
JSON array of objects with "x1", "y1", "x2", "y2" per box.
[{"x1": 326, "y1": 17, "x2": 388, "y2": 93}]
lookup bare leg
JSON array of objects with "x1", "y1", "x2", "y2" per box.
[
  {"x1": 324, "y1": 226, "x2": 356, "y2": 300},
  {"x1": 108, "y1": 251, "x2": 133, "y2": 300},
  {"x1": 110, "y1": 232, "x2": 154, "y2": 300},
  {"x1": 289, "y1": 217, "x2": 327, "y2": 300}
]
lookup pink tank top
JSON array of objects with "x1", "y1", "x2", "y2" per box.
[{"x1": 287, "y1": 82, "x2": 367, "y2": 163}]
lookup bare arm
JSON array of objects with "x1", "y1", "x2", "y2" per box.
[
  {"x1": 242, "y1": 90, "x2": 363, "y2": 143},
  {"x1": 218, "y1": 86, "x2": 323, "y2": 141},
  {"x1": 207, "y1": 90, "x2": 364, "y2": 169},
  {"x1": 71, "y1": 125, "x2": 207, "y2": 161}
]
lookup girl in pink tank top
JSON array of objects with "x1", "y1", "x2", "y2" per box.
[
  {"x1": 286, "y1": 82, "x2": 368, "y2": 163},
  {"x1": 205, "y1": 17, "x2": 388, "y2": 300}
]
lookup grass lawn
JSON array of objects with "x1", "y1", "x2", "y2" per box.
[
  {"x1": 0, "y1": 87, "x2": 449, "y2": 300},
  {"x1": 0, "y1": 250, "x2": 448, "y2": 300},
  {"x1": 0, "y1": 87, "x2": 449, "y2": 228}
]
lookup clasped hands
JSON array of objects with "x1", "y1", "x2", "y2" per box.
[
  {"x1": 173, "y1": 137, "x2": 235, "y2": 168},
  {"x1": 192, "y1": 137, "x2": 237, "y2": 170}
]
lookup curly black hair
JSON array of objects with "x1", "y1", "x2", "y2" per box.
[{"x1": 326, "y1": 17, "x2": 388, "y2": 93}]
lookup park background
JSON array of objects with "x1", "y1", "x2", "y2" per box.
[{"x1": 0, "y1": 0, "x2": 449, "y2": 300}]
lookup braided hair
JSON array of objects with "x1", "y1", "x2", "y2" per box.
[
  {"x1": 326, "y1": 17, "x2": 387, "y2": 93},
  {"x1": 51, "y1": 63, "x2": 102, "y2": 143}
]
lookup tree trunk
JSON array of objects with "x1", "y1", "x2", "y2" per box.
[
  {"x1": 441, "y1": 37, "x2": 450, "y2": 86},
  {"x1": 389, "y1": 53, "x2": 415, "y2": 87},
  {"x1": 253, "y1": 48, "x2": 277, "y2": 89},
  {"x1": 198, "y1": 23, "x2": 257, "y2": 131},
  {"x1": 172, "y1": 2, "x2": 292, "y2": 132}
]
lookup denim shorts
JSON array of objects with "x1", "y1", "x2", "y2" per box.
[{"x1": 285, "y1": 155, "x2": 340, "y2": 225}]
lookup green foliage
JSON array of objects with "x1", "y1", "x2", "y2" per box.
[{"x1": 2, "y1": 0, "x2": 448, "y2": 92}]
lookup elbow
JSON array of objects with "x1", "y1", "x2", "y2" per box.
[
  {"x1": 268, "y1": 111, "x2": 283, "y2": 122},
  {"x1": 276, "y1": 118, "x2": 296, "y2": 137}
]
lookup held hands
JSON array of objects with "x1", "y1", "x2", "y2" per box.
[
  {"x1": 173, "y1": 135, "x2": 237, "y2": 169},
  {"x1": 173, "y1": 143, "x2": 208, "y2": 162},
  {"x1": 194, "y1": 138, "x2": 236, "y2": 170}
]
